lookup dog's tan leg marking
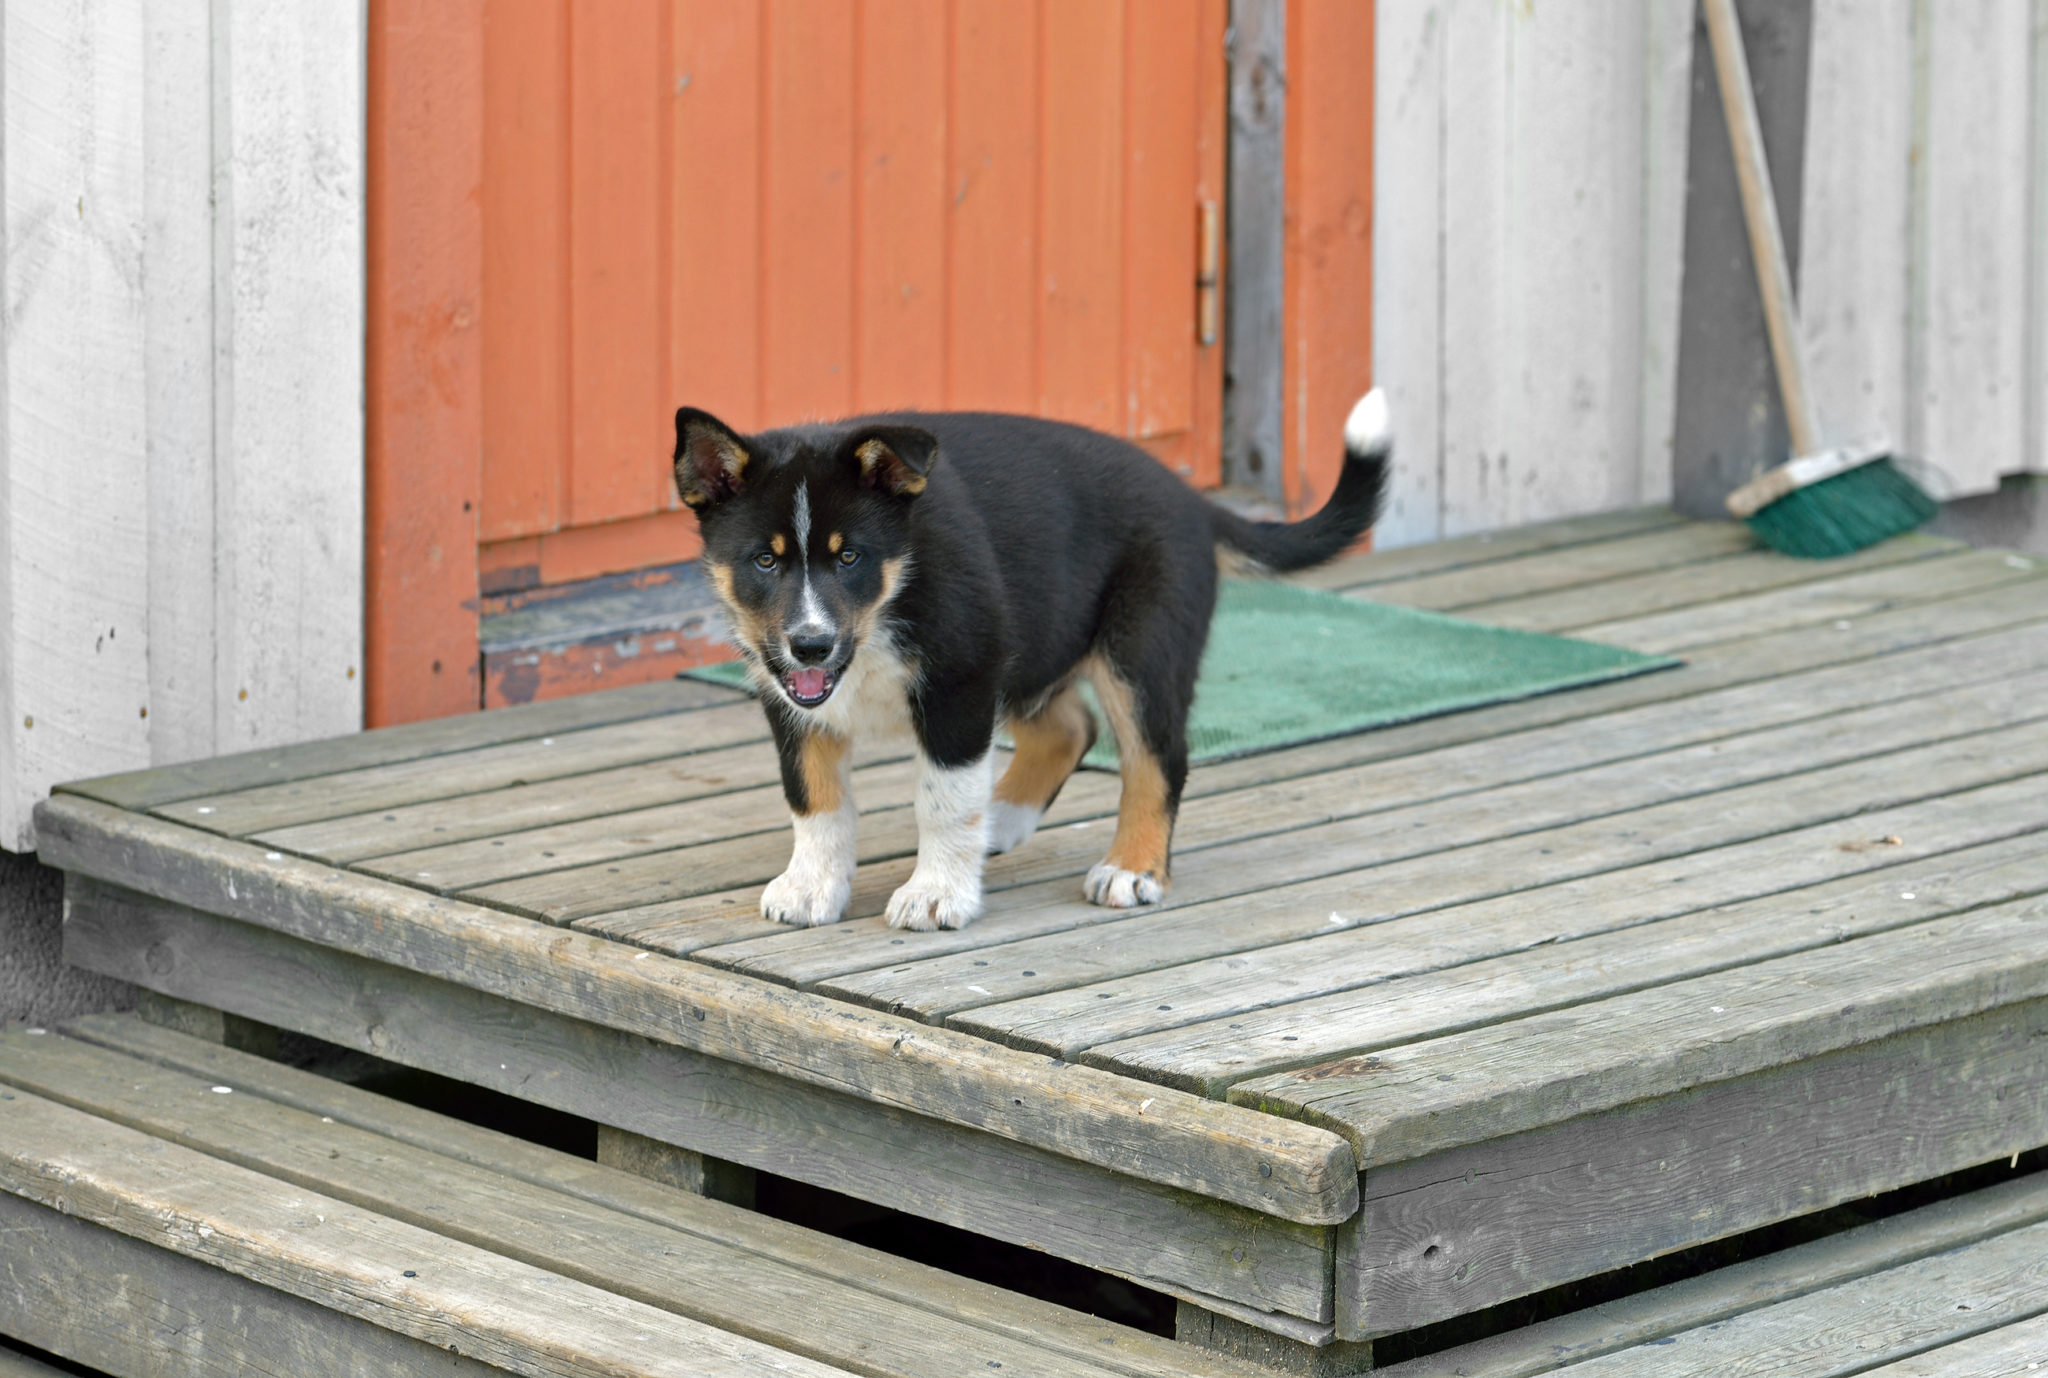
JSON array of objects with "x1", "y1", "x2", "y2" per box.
[
  {"x1": 1083, "y1": 661, "x2": 1171, "y2": 907},
  {"x1": 987, "y1": 684, "x2": 1093, "y2": 854},
  {"x1": 761, "y1": 728, "x2": 857, "y2": 926}
]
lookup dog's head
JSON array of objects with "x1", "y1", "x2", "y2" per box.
[{"x1": 674, "y1": 408, "x2": 934, "y2": 712}]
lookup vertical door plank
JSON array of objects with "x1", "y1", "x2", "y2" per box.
[
  {"x1": 1369, "y1": 0, "x2": 1444, "y2": 547},
  {"x1": 368, "y1": 0, "x2": 474, "y2": 728},
  {"x1": 567, "y1": 0, "x2": 666, "y2": 526},
  {"x1": 947, "y1": 0, "x2": 1040, "y2": 413},
  {"x1": 1187, "y1": 0, "x2": 1228, "y2": 488},
  {"x1": 480, "y1": 0, "x2": 567, "y2": 543},
  {"x1": 855, "y1": 0, "x2": 948, "y2": 413},
  {"x1": 144, "y1": 0, "x2": 219, "y2": 764},
  {"x1": 1039, "y1": 0, "x2": 1125, "y2": 434},
  {"x1": 1123, "y1": 0, "x2": 1198, "y2": 444},
  {"x1": 1917, "y1": 0, "x2": 2032, "y2": 497},
  {"x1": 1636, "y1": 0, "x2": 1696, "y2": 509},
  {"x1": 672, "y1": 0, "x2": 763, "y2": 432},
  {"x1": 0, "y1": 0, "x2": 151, "y2": 848},
  {"x1": 1435, "y1": 0, "x2": 1510, "y2": 538},
  {"x1": 1284, "y1": 0, "x2": 1375, "y2": 515},
  {"x1": 762, "y1": 1, "x2": 855, "y2": 423}
]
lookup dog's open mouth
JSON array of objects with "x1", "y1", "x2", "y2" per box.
[{"x1": 782, "y1": 667, "x2": 838, "y2": 707}]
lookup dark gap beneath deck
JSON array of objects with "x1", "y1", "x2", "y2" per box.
[
  {"x1": 259, "y1": 1024, "x2": 2048, "y2": 1361},
  {"x1": 1372, "y1": 1146, "x2": 2048, "y2": 1368},
  {"x1": 1, "y1": 1335, "x2": 106, "y2": 1377},
  {"x1": 267, "y1": 1026, "x2": 1177, "y2": 1336}
]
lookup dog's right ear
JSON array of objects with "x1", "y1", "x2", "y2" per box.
[{"x1": 674, "y1": 408, "x2": 752, "y2": 510}]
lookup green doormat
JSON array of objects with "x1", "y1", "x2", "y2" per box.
[{"x1": 684, "y1": 578, "x2": 1678, "y2": 769}]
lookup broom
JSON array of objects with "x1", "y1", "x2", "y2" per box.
[{"x1": 1704, "y1": 0, "x2": 1938, "y2": 558}]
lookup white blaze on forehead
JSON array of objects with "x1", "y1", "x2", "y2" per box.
[{"x1": 789, "y1": 480, "x2": 833, "y2": 638}]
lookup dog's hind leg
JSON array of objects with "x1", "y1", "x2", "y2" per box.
[
  {"x1": 1081, "y1": 657, "x2": 1191, "y2": 908},
  {"x1": 988, "y1": 683, "x2": 1096, "y2": 854},
  {"x1": 760, "y1": 719, "x2": 858, "y2": 926}
]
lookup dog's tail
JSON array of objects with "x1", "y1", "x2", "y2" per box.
[{"x1": 1210, "y1": 388, "x2": 1391, "y2": 573}]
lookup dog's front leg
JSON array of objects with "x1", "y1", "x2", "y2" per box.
[
  {"x1": 886, "y1": 714, "x2": 994, "y2": 931},
  {"x1": 760, "y1": 716, "x2": 857, "y2": 926}
]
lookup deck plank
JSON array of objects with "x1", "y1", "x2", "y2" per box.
[
  {"x1": 57, "y1": 888, "x2": 1334, "y2": 1321},
  {"x1": 722, "y1": 675, "x2": 2048, "y2": 1002},
  {"x1": 1539, "y1": 1217, "x2": 2048, "y2": 1377},
  {"x1": 1377, "y1": 1170, "x2": 2048, "y2": 1378},
  {"x1": 1576, "y1": 546, "x2": 2044, "y2": 654},
  {"x1": 1339, "y1": 997, "x2": 2048, "y2": 1336},
  {"x1": 1239, "y1": 891, "x2": 2048, "y2": 1166},
  {"x1": 0, "y1": 1028, "x2": 1264, "y2": 1378},
  {"x1": 471, "y1": 607, "x2": 2048, "y2": 920},
  {"x1": 33, "y1": 794, "x2": 1359, "y2": 1226},
  {"x1": 991, "y1": 813, "x2": 2048, "y2": 1072},
  {"x1": 1289, "y1": 506, "x2": 1686, "y2": 592},
  {"x1": 1854, "y1": 1313, "x2": 2048, "y2": 1378},
  {"x1": 0, "y1": 1085, "x2": 852, "y2": 1378},
  {"x1": 618, "y1": 572, "x2": 2047, "y2": 962},
  {"x1": 1351, "y1": 521, "x2": 1757, "y2": 612},
  {"x1": 151, "y1": 703, "x2": 772, "y2": 838},
  {"x1": 60, "y1": 677, "x2": 744, "y2": 812},
  {"x1": 61, "y1": 1013, "x2": 1252, "y2": 1378},
  {"x1": 1441, "y1": 533, "x2": 1959, "y2": 633}
]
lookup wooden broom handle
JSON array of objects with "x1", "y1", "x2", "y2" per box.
[{"x1": 1702, "y1": 0, "x2": 1821, "y2": 457}]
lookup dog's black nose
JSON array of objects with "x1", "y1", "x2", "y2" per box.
[{"x1": 788, "y1": 630, "x2": 835, "y2": 665}]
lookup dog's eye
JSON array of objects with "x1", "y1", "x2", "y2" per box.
[
  {"x1": 753, "y1": 552, "x2": 777, "y2": 571},
  {"x1": 838, "y1": 549, "x2": 860, "y2": 567}
]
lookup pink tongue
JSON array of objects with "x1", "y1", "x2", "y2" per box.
[{"x1": 788, "y1": 668, "x2": 829, "y2": 699}]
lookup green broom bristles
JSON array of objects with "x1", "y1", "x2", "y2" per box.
[{"x1": 1743, "y1": 456, "x2": 1939, "y2": 560}]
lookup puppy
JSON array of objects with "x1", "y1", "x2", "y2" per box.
[{"x1": 673, "y1": 394, "x2": 1390, "y2": 930}]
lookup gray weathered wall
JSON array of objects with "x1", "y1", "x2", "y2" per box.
[{"x1": 0, "y1": 854, "x2": 132, "y2": 1026}]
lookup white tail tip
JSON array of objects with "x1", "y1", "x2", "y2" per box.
[{"x1": 1344, "y1": 387, "x2": 1391, "y2": 455}]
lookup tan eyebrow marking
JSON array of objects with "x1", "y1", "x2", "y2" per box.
[
  {"x1": 829, "y1": 532, "x2": 844, "y2": 554},
  {"x1": 770, "y1": 533, "x2": 787, "y2": 556}
]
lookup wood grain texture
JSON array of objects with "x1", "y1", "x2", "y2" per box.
[
  {"x1": 978, "y1": 790, "x2": 2048, "y2": 1072},
  {"x1": 0, "y1": 1086, "x2": 852, "y2": 1377},
  {"x1": 1243, "y1": 892, "x2": 2048, "y2": 1167},
  {"x1": 1854, "y1": 1312, "x2": 2048, "y2": 1378},
  {"x1": 1379, "y1": 1170, "x2": 2048, "y2": 1378},
  {"x1": 151, "y1": 702, "x2": 771, "y2": 836},
  {"x1": 213, "y1": 0, "x2": 365, "y2": 750},
  {"x1": 0, "y1": 0, "x2": 151, "y2": 852},
  {"x1": 778, "y1": 673, "x2": 2048, "y2": 1011},
  {"x1": 0, "y1": 1027, "x2": 1270, "y2": 1378},
  {"x1": 59, "y1": 677, "x2": 743, "y2": 812},
  {"x1": 36, "y1": 800, "x2": 1358, "y2": 1225},
  {"x1": 1084, "y1": 793, "x2": 2048, "y2": 1091},
  {"x1": 1541, "y1": 1217, "x2": 2048, "y2": 1377},
  {"x1": 1336, "y1": 997, "x2": 2048, "y2": 1338},
  {"x1": 0, "y1": 1190, "x2": 500, "y2": 1378},
  {"x1": 1351, "y1": 522, "x2": 1756, "y2": 614},
  {"x1": 56, "y1": 893, "x2": 1334, "y2": 1321},
  {"x1": 366, "y1": 0, "x2": 483, "y2": 726}
]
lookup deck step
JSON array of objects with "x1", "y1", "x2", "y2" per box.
[
  {"x1": 1384, "y1": 1168, "x2": 2048, "y2": 1377},
  {"x1": 0, "y1": 1017, "x2": 1265, "y2": 1378}
]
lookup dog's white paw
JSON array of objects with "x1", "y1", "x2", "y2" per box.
[
  {"x1": 760, "y1": 867, "x2": 852, "y2": 926},
  {"x1": 885, "y1": 869, "x2": 983, "y2": 931},
  {"x1": 984, "y1": 801, "x2": 1043, "y2": 855},
  {"x1": 1084, "y1": 862, "x2": 1164, "y2": 908}
]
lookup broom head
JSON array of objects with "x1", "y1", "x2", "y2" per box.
[{"x1": 1734, "y1": 451, "x2": 1939, "y2": 559}]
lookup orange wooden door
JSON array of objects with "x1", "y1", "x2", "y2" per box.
[
  {"x1": 371, "y1": 0, "x2": 1228, "y2": 726},
  {"x1": 480, "y1": 0, "x2": 1225, "y2": 587}
]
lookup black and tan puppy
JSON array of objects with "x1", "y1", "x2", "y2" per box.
[{"x1": 673, "y1": 395, "x2": 1390, "y2": 930}]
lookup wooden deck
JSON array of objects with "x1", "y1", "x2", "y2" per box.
[{"x1": 36, "y1": 509, "x2": 2048, "y2": 1360}]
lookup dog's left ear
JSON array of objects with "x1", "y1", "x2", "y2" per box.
[
  {"x1": 675, "y1": 407, "x2": 752, "y2": 510},
  {"x1": 850, "y1": 426, "x2": 938, "y2": 498}
]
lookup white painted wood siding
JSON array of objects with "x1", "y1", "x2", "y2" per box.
[
  {"x1": 1371, "y1": 0, "x2": 1696, "y2": 548},
  {"x1": 1, "y1": 0, "x2": 364, "y2": 852},
  {"x1": 1801, "y1": 0, "x2": 2047, "y2": 496}
]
